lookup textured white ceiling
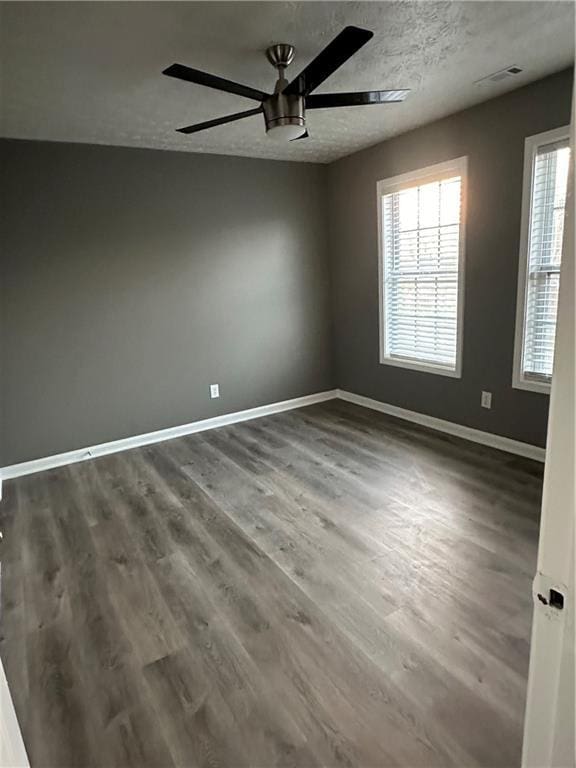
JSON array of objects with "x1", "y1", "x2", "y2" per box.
[{"x1": 0, "y1": 1, "x2": 573, "y2": 163}]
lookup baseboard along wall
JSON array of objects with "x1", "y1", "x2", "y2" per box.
[
  {"x1": 337, "y1": 390, "x2": 546, "y2": 462},
  {"x1": 0, "y1": 391, "x2": 339, "y2": 481},
  {"x1": 0, "y1": 388, "x2": 545, "y2": 482}
]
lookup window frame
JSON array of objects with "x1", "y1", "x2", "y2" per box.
[
  {"x1": 512, "y1": 126, "x2": 570, "y2": 394},
  {"x1": 377, "y1": 156, "x2": 468, "y2": 379}
]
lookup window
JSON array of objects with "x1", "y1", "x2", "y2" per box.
[
  {"x1": 513, "y1": 127, "x2": 570, "y2": 393},
  {"x1": 377, "y1": 157, "x2": 467, "y2": 377}
]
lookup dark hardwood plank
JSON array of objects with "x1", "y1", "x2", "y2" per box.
[{"x1": 0, "y1": 400, "x2": 542, "y2": 767}]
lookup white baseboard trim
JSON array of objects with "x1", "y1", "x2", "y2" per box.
[
  {"x1": 337, "y1": 390, "x2": 546, "y2": 463},
  {"x1": 0, "y1": 386, "x2": 545, "y2": 482},
  {"x1": 0, "y1": 390, "x2": 338, "y2": 481}
]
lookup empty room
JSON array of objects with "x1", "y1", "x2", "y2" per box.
[{"x1": 0, "y1": 2, "x2": 574, "y2": 767}]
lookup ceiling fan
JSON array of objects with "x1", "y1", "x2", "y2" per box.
[{"x1": 163, "y1": 26, "x2": 410, "y2": 142}]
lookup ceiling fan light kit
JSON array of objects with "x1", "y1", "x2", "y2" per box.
[
  {"x1": 163, "y1": 26, "x2": 410, "y2": 142},
  {"x1": 266, "y1": 121, "x2": 307, "y2": 141}
]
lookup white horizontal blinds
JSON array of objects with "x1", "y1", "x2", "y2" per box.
[
  {"x1": 383, "y1": 174, "x2": 462, "y2": 368},
  {"x1": 522, "y1": 140, "x2": 570, "y2": 380}
]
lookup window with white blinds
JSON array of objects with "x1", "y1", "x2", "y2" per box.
[
  {"x1": 378, "y1": 157, "x2": 466, "y2": 377},
  {"x1": 514, "y1": 128, "x2": 570, "y2": 392}
]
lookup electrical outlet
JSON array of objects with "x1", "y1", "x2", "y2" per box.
[
  {"x1": 481, "y1": 391, "x2": 492, "y2": 409},
  {"x1": 210, "y1": 383, "x2": 220, "y2": 399}
]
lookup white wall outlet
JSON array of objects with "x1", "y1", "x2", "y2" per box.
[
  {"x1": 210, "y1": 383, "x2": 220, "y2": 399},
  {"x1": 481, "y1": 391, "x2": 492, "y2": 409}
]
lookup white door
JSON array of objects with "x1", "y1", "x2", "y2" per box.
[
  {"x1": 522, "y1": 87, "x2": 575, "y2": 768},
  {"x1": 0, "y1": 658, "x2": 29, "y2": 768}
]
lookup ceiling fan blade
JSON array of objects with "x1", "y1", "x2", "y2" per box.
[
  {"x1": 283, "y1": 26, "x2": 373, "y2": 97},
  {"x1": 163, "y1": 63, "x2": 268, "y2": 102},
  {"x1": 306, "y1": 90, "x2": 410, "y2": 109},
  {"x1": 290, "y1": 130, "x2": 309, "y2": 141},
  {"x1": 176, "y1": 107, "x2": 262, "y2": 135}
]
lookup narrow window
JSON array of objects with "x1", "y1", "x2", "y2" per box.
[
  {"x1": 513, "y1": 128, "x2": 570, "y2": 392},
  {"x1": 378, "y1": 157, "x2": 467, "y2": 377}
]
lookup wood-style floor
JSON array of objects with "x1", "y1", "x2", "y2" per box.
[{"x1": 0, "y1": 400, "x2": 543, "y2": 768}]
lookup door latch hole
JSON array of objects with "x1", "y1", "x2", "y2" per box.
[{"x1": 549, "y1": 589, "x2": 564, "y2": 610}]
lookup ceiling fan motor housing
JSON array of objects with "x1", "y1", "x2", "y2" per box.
[{"x1": 262, "y1": 91, "x2": 305, "y2": 133}]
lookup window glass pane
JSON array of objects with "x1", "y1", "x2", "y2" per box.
[
  {"x1": 397, "y1": 187, "x2": 418, "y2": 232},
  {"x1": 440, "y1": 177, "x2": 461, "y2": 226},
  {"x1": 418, "y1": 181, "x2": 440, "y2": 229}
]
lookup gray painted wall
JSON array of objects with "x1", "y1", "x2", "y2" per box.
[
  {"x1": 0, "y1": 140, "x2": 332, "y2": 465},
  {"x1": 327, "y1": 68, "x2": 573, "y2": 448},
  {"x1": 1, "y1": 69, "x2": 572, "y2": 465}
]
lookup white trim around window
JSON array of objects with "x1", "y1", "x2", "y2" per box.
[
  {"x1": 512, "y1": 126, "x2": 570, "y2": 394},
  {"x1": 377, "y1": 156, "x2": 467, "y2": 378}
]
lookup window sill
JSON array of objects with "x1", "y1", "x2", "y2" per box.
[
  {"x1": 379, "y1": 355, "x2": 461, "y2": 379},
  {"x1": 512, "y1": 376, "x2": 551, "y2": 394}
]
